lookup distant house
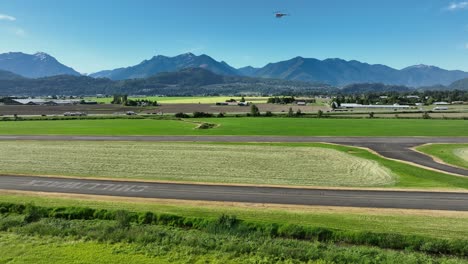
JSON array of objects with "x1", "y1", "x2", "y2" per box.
[{"x1": 433, "y1": 107, "x2": 448, "y2": 111}]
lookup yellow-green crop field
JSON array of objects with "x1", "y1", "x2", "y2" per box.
[{"x1": 0, "y1": 141, "x2": 394, "y2": 187}]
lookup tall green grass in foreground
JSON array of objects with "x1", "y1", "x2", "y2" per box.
[
  {"x1": 1, "y1": 193, "x2": 467, "y2": 241},
  {"x1": 0, "y1": 118, "x2": 466, "y2": 136},
  {"x1": 0, "y1": 203, "x2": 467, "y2": 263}
]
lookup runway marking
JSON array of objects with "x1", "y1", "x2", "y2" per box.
[{"x1": 26, "y1": 180, "x2": 149, "y2": 193}]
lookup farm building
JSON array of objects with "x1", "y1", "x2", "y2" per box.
[
  {"x1": 6, "y1": 99, "x2": 81, "y2": 105},
  {"x1": 340, "y1": 103, "x2": 411, "y2": 109}
]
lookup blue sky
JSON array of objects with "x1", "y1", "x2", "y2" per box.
[{"x1": 1, "y1": 0, "x2": 467, "y2": 73}]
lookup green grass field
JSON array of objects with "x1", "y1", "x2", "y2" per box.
[
  {"x1": 417, "y1": 144, "x2": 468, "y2": 169},
  {"x1": 1, "y1": 141, "x2": 467, "y2": 189},
  {"x1": 0, "y1": 141, "x2": 395, "y2": 187},
  {"x1": 0, "y1": 234, "x2": 167, "y2": 264},
  {"x1": 87, "y1": 96, "x2": 269, "y2": 104},
  {"x1": 2, "y1": 224, "x2": 465, "y2": 264},
  {"x1": 0, "y1": 118, "x2": 467, "y2": 136}
]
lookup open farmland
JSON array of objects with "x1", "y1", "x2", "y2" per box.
[
  {"x1": 0, "y1": 118, "x2": 466, "y2": 136},
  {"x1": 0, "y1": 103, "x2": 328, "y2": 116},
  {"x1": 0, "y1": 141, "x2": 395, "y2": 187},
  {"x1": 417, "y1": 144, "x2": 468, "y2": 169},
  {"x1": 87, "y1": 96, "x2": 269, "y2": 104}
]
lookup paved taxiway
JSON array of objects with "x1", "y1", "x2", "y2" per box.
[{"x1": 1, "y1": 175, "x2": 468, "y2": 211}]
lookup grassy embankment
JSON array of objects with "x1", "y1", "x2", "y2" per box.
[
  {"x1": 0, "y1": 201, "x2": 467, "y2": 263},
  {"x1": 1, "y1": 141, "x2": 468, "y2": 189},
  {"x1": 0, "y1": 118, "x2": 466, "y2": 136},
  {"x1": 417, "y1": 144, "x2": 468, "y2": 169}
]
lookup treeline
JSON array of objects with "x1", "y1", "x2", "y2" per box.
[
  {"x1": 111, "y1": 94, "x2": 158, "y2": 106},
  {"x1": 334, "y1": 90, "x2": 468, "y2": 105},
  {"x1": 267, "y1": 96, "x2": 296, "y2": 104},
  {"x1": 0, "y1": 202, "x2": 467, "y2": 258}
]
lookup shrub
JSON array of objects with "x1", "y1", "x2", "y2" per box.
[
  {"x1": 193, "y1": 112, "x2": 213, "y2": 118},
  {"x1": 265, "y1": 111, "x2": 273, "y2": 117},
  {"x1": 175, "y1": 112, "x2": 190, "y2": 118},
  {"x1": 23, "y1": 204, "x2": 42, "y2": 223},
  {"x1": 138, "y1": 212, "x2": 155, "y2": 225},
  {"x1": 217, "y1": 214, "x2": 239, "y2": 229},
  {"x1": 115, "y1": 210, "x2": 132, "y2": 229}
]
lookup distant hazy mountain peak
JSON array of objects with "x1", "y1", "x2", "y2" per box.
[
  {"x1": 404, "y1": 64, "x2": 438, "y2": 70},
  {"x1": 33, "y1": 52, "x2": 53, "y2": 61},
  {"x1": 0, "y1": 51, "x2": 80, "y2": 78},
  {"x1": 90, "y1": 52, "x2": 239, "y2": 80}
]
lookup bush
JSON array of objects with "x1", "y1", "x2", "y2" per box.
[
  {"x1": 23, "y1": 204, "x2": 42, "y2": 223},
  {"x1": 138, "y1": 212, "x2": 155, "y2": 225},
  {"x1": 175, "y1": 112, "x2": 190, "y2": 118},
  {"x1": 265, "y1": 111, "x2": 273, "y2": 117},
  {"x1": 115, "y1": 210, "x2": 132, "y2": 229},
  {"x1": 217, "y1": 112, "x2": 225, "y2": 118},
  {"x1": 197, "y1": 123, "x2": 216, "y2": 129},
  {"x1": 217, "y1": 214, "x2": 239, "y2": 229},
  {"x1": 193, "y1": 112, "x2": 213, "y2": 118}
]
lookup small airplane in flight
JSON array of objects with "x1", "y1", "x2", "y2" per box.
[{"x1": 274, "y1": 11, "x2": 290, "y2": 18}]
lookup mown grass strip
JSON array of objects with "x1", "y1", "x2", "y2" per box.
[{"x1": 417, "y1": 144, "x2": 468, "y2": 169}]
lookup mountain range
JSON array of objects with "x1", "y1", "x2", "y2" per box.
[
  {"x1": 0, "y1": 52, "x2": 80, "y2": 78},
  {"x1": 90, "y1": 53, "x2": 238, "y2": 80},
  {"x1": 0, "y1": 68, "x2": 333, "y2": 96},
  {"x1": 1, "y1": 51, "x2": 468, "y2": 88}
]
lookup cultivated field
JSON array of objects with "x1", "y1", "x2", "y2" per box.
[
  {"x1": 0, "y1": 141, "x2": 395, "y2": 187},
  {"x1": 0, "y1": 103, "x2": 328, "y2": 116},
  {"x1": 417, "y1": 144, "x2": 468, "y2": 169},
  {"x1": 0, "y1": 118, "x2": 466, "y2": 136},
  {"x1": 86, "y1": 96, "x2": 270, "y2": 104}
]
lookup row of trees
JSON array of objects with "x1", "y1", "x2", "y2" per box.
[
  {"x1": 111, "y1": 94, "x2": 158, "y2": 106},
  {"x1": 333, "y1": 90, "x2": 467, "y2": 106}
]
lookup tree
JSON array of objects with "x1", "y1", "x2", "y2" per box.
[
  {"x1": 250, "y1": 104, "x2": 260, "y2": 117},
  {"x1": 240, "y1": 96, "x2": 246, "y2": 103},
  {"x1": 422, "y1": 112, "x2": 431, "y2": 119},
  {"x1": 369, "y1": 112, "x2": 374, "y2": 118},
  {"x1": 296, "y1": 109, "x2": 302, "y2": 116},
  {"x1": 317, "y1": 110, "x2": 324, "y2": 118},
  {"x1": 287, "y1": 107, "x2": 294, "y2": 117}
]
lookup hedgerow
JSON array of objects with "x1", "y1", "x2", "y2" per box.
[{"x1": 0, "y1": 202, "x2": 466, "y2": 257}]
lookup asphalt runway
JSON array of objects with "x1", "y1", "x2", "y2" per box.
[
  {"x1": 1, "y1": 175, "x2": 468, "y2": 211},
  {"x1": 0, "y1": 135, "x2": 467, "y2": 176}
]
